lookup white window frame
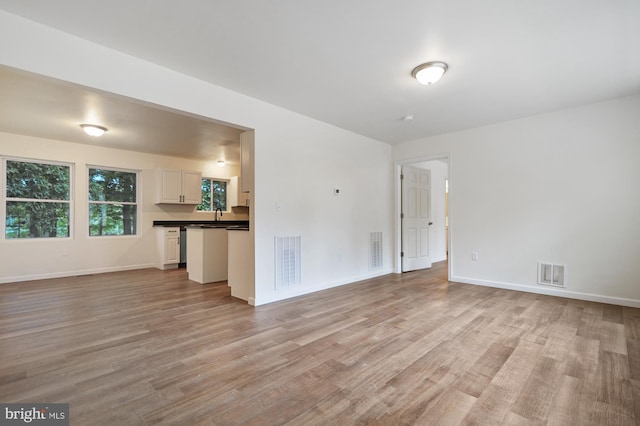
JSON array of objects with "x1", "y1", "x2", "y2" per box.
[
  {"x1": 87, "y1": 165, "x2": 140, "y2": 238},
  {"x1": 2, "y1": 156, "x2": 74, "y2": 240}
]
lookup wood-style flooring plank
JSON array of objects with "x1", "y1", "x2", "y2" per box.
[
  {"x1": 546, "y1": 375, "x2": 593, "y2": 426},
  {"x1": 0, "y1": 262, "x2": 638, "y2": 425}
]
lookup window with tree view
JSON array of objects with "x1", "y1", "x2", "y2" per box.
[
  {"x1": 197, "y1": 178, "x2": 227, "y2": 212},
  {"x1": 4, "y1": 159, "x2": 71, "y2": 239},
  {"x1": 89, "y1": 167, "x2": 138, "y2": 236}
]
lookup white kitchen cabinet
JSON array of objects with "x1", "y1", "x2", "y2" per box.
[
  {"x1": 156, "y1": 227, "x2": 180, "y2": 270},
  {"x1": 186, "y1": 227, "x2": 228, "y2": 284},
  {"x1": 229, "y1": 176, "x2": 250, "y2": 208},
  {"x1": 156, "y1": 169, "x2": 202, "y2": 204},
  {"x1": 240, "y1": 130, "x2": 254, "y2": 193}
]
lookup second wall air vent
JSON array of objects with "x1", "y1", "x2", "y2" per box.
[{"x1": 538, "y1": 262, "x2": 566, "y2": 288}]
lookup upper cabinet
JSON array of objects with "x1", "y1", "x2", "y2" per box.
[
  {"x1": 229, "y1": 176, "x2": 249, "y2": 208},
  {"x1": 156, "y1": 169, "x2": 202, "y2": 204},
  {"x1": 240, "y1": 130, "x2": 254, "y2": 193}
]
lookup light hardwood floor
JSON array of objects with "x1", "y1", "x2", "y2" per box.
[{"x1": 0, "y1": 262, "x2": 638, "y2": 425}]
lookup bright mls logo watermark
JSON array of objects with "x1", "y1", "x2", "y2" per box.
[{"x1": 1, "y1": 404, "x2": 68, "y2": 426}]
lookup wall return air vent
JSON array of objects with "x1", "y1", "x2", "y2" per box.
[
  {"x1": 538, "y1": 262, "x2": 566, "y2": 288},
  {"x1": 275, "y1": 236, "x2": 301, "y2": 290},
  {"x1": 369, "y1": 231, "x2": 383, "y2": 270}
]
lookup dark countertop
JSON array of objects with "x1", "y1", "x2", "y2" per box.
[
  {"x1": 153, "y1": 220, "x2": 249, "y2": 229},
  {"x1": 226, "y1": 226, "x2": 250, "y2": 231}
]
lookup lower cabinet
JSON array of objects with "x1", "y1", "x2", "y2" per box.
[{"x1": 157, "y1": 227, "x2": 180, "y2": 270}]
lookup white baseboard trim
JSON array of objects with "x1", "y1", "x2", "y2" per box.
[
  {"x1": 252, "y1": 268, "x2": 394, "y2": 306},
  {"x1": 451, "y1": 275, "x2": 640, "y2": 308},
  {"x1": 0, "y1": 263, "x2": 157, "y2": 284}
]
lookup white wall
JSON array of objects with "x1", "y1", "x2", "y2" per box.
[
  {"x1": 255, "y1": 121, "x2": 393, "y2": 304},
  {"x1": 0, "y1": 131, "x2": 245, "y2": 282},
  {"x1": 0, "y1": 11, "x2": 393, "y2": 303},
  {"x1": 394, "y1": 94, "x2": 640, "y2": 307}
]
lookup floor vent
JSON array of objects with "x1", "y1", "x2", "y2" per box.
[
  {"x1": 538, "y1": 262, "x2": 566, "y2": 287},
  {"x1": 275, "y1": 236, "x2": 301, "y2": 290},
  {"x1": 369, "y1": 232, "x2": 383, "y2": 270}
]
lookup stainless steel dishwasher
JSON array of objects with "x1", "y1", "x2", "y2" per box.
[{"x1": 179, "y1": 227, "x2": 187, "y2": 267}]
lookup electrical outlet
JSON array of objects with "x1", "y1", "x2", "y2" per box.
[{"x1": 471, "y1": 251, "x2": 479, "y2": 261}]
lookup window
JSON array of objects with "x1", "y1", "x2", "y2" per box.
[
  {"x1": 197, "y1": 178, "x2": 228, "y2": 212},
  {"x1": 88, "y1": 167, "x2": 138, "y2": 236},
  {"x1": 4, "y1": 158, "x2": 72, "y2": 239}
]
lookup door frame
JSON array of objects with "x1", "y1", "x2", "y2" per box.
[{"x1": 394, "y1": 153, "x2": 452, "y2": 281}]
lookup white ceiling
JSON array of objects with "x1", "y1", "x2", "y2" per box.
[
  {"x1": 0, "y1": 66, "x2": 245, "y2": 163},
  {"x1": 0, "y1": 0, "x2": 639, "y2": 151}
]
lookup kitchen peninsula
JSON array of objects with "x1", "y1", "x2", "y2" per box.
[
  {"x1": 227, "y1": 226, "x2": 252, "y2": 301},
  {"x1": 153, "y1": 220, "x2": 252, "y2": 302},
  {"x1": 186, "y1": 225, "x2": 228, "y2": 284}
]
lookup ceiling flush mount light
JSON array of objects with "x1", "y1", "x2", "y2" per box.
[
  {"x1": 411, "y1": 61, "x2": 448, "y2": 85},
  {"x1": 80, "y1": 124, "x2": 108, "y2": 137},
  {"x1": 217, "y1": 160, "x2": 226, "y2": 167}
]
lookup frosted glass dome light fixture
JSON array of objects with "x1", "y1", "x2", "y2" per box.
[
  {"x1": 80, "y1": 124, "x2": 108, "y2": 137},
  {"x1": 411, "y1": 61, "x2": 448, "y2": 85}
]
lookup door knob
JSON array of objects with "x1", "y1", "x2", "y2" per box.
[{"x1": 428, "y1": 222, "x2": 433, "y2": 225}]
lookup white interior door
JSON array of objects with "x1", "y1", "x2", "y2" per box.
[{"x1": 401, "y1": 165, "x2": 432, "y2": 272}]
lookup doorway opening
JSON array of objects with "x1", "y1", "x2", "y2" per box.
[{"x1": 395, "y1": 155, "x2": 450, "y2": 280}]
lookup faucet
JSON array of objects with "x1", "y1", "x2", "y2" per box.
[{"x1": 215, "y1": 208, "x2": 223, "y2": 222}]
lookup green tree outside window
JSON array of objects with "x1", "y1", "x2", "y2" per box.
[
  {"x1": 197, "y1": 178, "x2": 227, "y2": 211},
  {"x1": 89, "y1": 168, "x2": 137, "y2": 236},
  {"x1": 5, "y1": 159, "x2": 71, "y2": 239}
]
